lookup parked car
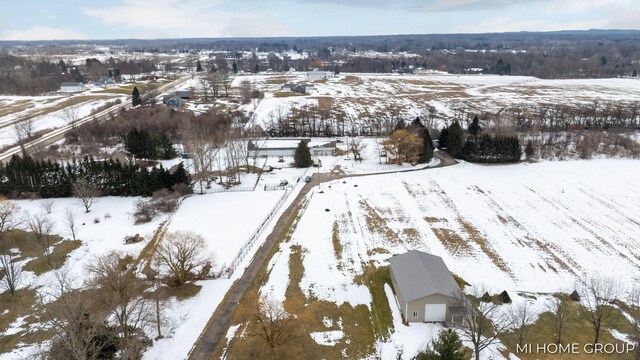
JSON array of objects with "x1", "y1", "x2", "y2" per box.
[
  {"x1": 280, "y1": 180, "x2": 289, "y2": 186},
  {"x1": 304, "y1": 176, "x2": 312, "y2": 183}
]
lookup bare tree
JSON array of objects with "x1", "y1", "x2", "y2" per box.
[
  {"x1": 64, "y1": 208, "x2": 79, "y2": 241},
  {"x1": 349, "y1": 137, "x2": 366, "y2": 162},
  {"x1": 198, "y1": 76, "x2": 211, "y2": 102},
  {"x1": 41, "y1": 199, "x2": 55, "y2": 214},
  {"x1": 39, "y1": 269, "x2": 114, "y2": 360},
  {"x1": 546, "y1": 296, "x2": 572, "y2": 344},
  {"x1": 0, "y1": 201, "x2": 22, "y2": 250},
  {"x1": 455, "y1": 289, "x2": 510, "y2": 360},
  {"x1": 252, "y1": 296, "x2": 295, "y2": 359},
  {"x1": 72, "y1": 179, "x2": 100, "y2": 212},
  {"x1": 578, "y1": 275, "x2": 624, "y2": 344},
  {"x1": 28, "y1": 213, "x2": 55, "y2": 265},
  {"x1": 509, "y1": 300, "x2": 534, "y2": 347},
  {"x1": 86, "y1": 251, "x2": 151, "y2": 339},
  {"x1": 0, "y1": 254, "x2": 24, "y2": 295},
  {"x1": 61, "y1": 105, "x2": 81, "y2": 132},
  {"x1": 154, "y1": 231, "x2": 209, "y2": 286},
  {"x1": 14, "y1": 118, "x2": 34, "y2": 143}
]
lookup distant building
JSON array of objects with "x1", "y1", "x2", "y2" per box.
[
  {"x1": 175, "y1": 90, "x2": 192, "y2": 99},
  {"x1": 60, "y1": 82, "x2": 85, "y2": 92},
  {"x1": 95, "y1": 77, "x2": 116, "y2": 87},
  {"x1": 163, "y1": 96, "x2": 184, "y2": 108},
  {"x1": 248, "y1": 139, "x2": 336, "y2": 158},
  {"x1": 281, "y1": 83, "x2": 316, "y2": 94},
  {"x1": 307, "y1": 69, "x2": 335, "y2": 80}
]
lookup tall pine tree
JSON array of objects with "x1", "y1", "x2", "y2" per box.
[
  {"x1": 294, "y1": 141, "x2": 312, "y2": 168},
  {"x1": 232, "y1": 61, "x2": 238, "y2": 74},
  {"x1": 447, "y1": 121, "x2": 464, "y2": 158},
  {"x1": 419, "y1": 127, "x2": 434, "y2": 163},
  {"x1": 469, "y1": 115, "x2": 481, "y2": 136},
  {"x1": 131, "y1": 86, "x2": 141, "y2": 107}
]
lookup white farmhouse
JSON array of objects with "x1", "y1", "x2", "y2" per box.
[
  {"x1": 60, "y1": 82, "x2": 86, "y2": 92},
  {"x1": 307, "y1": 69, "x2": 335, "y2": 80}
]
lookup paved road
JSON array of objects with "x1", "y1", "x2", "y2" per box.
[{"x1": 187, "y1": 150, "x2": 457, "y2": 360}]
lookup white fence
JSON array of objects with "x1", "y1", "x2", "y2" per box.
[{"x1": 220, "y1": 188, "x2": 290, "y2": 278}]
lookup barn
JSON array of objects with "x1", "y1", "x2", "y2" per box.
[{"x1": 389, "y1": 250, "x2": 464, "y2": 323}]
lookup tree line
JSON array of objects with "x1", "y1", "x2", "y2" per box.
[{"x1": 0, "y1": 155, "x2": 190, "y2": 199}]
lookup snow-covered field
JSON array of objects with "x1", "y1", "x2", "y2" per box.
[
  {"x1": 233, "y1": 73, "x2": 640, "y2": 130},
  {"x1": 258, "y1": 158, "x2": 640, "y2": 359},
  {"x1": 0, "y1": 94, "x2": 125, "y2": 149}
]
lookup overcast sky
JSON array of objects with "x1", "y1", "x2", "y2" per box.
[{"x1": 0, "y1": 0, "x2": 638, "y2": 41}]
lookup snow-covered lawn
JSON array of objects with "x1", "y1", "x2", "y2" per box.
[{"x1": 257, "y1": 158, "x2": 640, "y2": 359}]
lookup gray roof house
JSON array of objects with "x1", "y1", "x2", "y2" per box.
[
  {"x1": 95, "y1": 76, "x2": 116, "y2": 87},
  {"x1": 163, "y1": 96, "x2": 184, "y2": 108},
  {"x1": 389, "y1": 250, "x2": 464, "y2": 323}
]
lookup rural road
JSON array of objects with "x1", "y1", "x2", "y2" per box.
[{"x1": 188, "y1": 150, "x2": 457, "y2": 360}]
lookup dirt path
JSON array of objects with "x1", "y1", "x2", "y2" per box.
[{"x1": 187, "y1": 151, "x2": 456, "y2": 360}]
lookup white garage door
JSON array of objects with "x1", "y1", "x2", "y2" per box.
[{"x1": 424, "y1": 304, "x2": 447, "y2": 322}]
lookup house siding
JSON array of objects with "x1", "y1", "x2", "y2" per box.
[{"x1": 406, "y1": 294, "x2": 460, "y2": 323}]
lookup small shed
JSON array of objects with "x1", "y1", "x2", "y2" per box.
[
  {"x1": 60, "y1": 82, "x2": 85, "y2": 92},
  {"x1": 389, "y1": 250, "x2": 463, "y2": 323}
]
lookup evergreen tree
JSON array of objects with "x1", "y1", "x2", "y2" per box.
[
  {"x1": 294, "y1": 141, "x2": 312, "y2": 168},
  {"x1": 447, "y1": 121, "x2": 464, "y2": 158},
  {"x1": 158, "y1": 134, "x2": 177, "y2": 159},
  {"x1": 469, "y1": 115, "x2": 481, "y2": 136},
  {"x1": 431, "y1": 329, "x2": 465, "y2": 360},
  {"x1": 438, "y1": 127, "x2": 449, "y2": 149},
  {"x1": 394, "y1": 119, "x2": 406, "y2": 132},
  {"x1": 633, "y1": 69, "x2": 637, "y2": 77},
  {"x1": 525, "y1": 139, "x2": 534, "y2": 160},
  {"x1": 232, "y1": 61, "x2": 238, "y2": 74},
  {"x1": 419, "y1": 127, "x2": 434, "y2": 163},
  {"x1": 132, "y1": 86, "x2": 141, "y2": 107},
  {"x1": 196, "y1": 60, "x2": 203, "y2": 72},
  {"x1": 125, "y1": 128, "x2": 157, "y2": 159},
  {"x1": 254, "y1": 64, "x2": 260, "y2": 73}
]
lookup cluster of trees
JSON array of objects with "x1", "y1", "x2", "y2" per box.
[
  {"x1": 0, "y1": 55, "x2": 83, "y2": 95},
  {"x1": 461, "y1": 134, "x2": 521, "y2": 163},
  {"x1": 38, "y1": 229, "x2": 211, "y2": 360},
  {"x1": 439, "y1": 119, "x2": 521, "y2": 163},
  {"x1": 124, "y1": 128, "x2": 176, "y2": 160},
  {"x1": 0, "y1": 155, "x2": 189, "y2": 199},
  {"x1": 504, "y1": 101, "x2": 640, "y2": 132},
  {"x1": 382, "y1": 118, "x2": 435, "y2": 164}
]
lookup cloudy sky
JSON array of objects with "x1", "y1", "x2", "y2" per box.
[{"x1": 0, "y1": 0, "x2": 638, "y2": 40}]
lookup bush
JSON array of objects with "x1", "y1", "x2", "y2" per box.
[
  {"x1": 133, "y1": 199, "x2": 156, "y2": 224},
  {"x1": 151, "y1": 189, "x2": 180, "y2": 213}
]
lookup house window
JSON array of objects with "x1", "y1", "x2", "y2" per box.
[{"x1": 412, "y1": 311, "x2": 418, "y2": 318}]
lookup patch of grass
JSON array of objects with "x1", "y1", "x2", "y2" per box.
[
  {"x1": 0, "y1": 289, "x2": 37, "y2": 354},
  {"x1": 331, "y1": 221, "x2": 343, "y2": 260},
  {"x1": 452, "y1": 273, "x2": 471, "y2": 289},
  {"x1": 156, "y1": 283, "x2": 202, "y2": 301},
  {"x1": 359, "y1": 265, "x2": 394, "y2": 339},
  {"x1": 273, "y1": 92, "x2": 310, "y2": 98},
  {"x1": 24, "y1": 240, "x2": 82, "y2": 275},
  {"x1": 358, "y1": 200, "x2": 400, "y2": 243},
  {"x1": 430, "y1": 227, "x2": 474, "y2": 256}
]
